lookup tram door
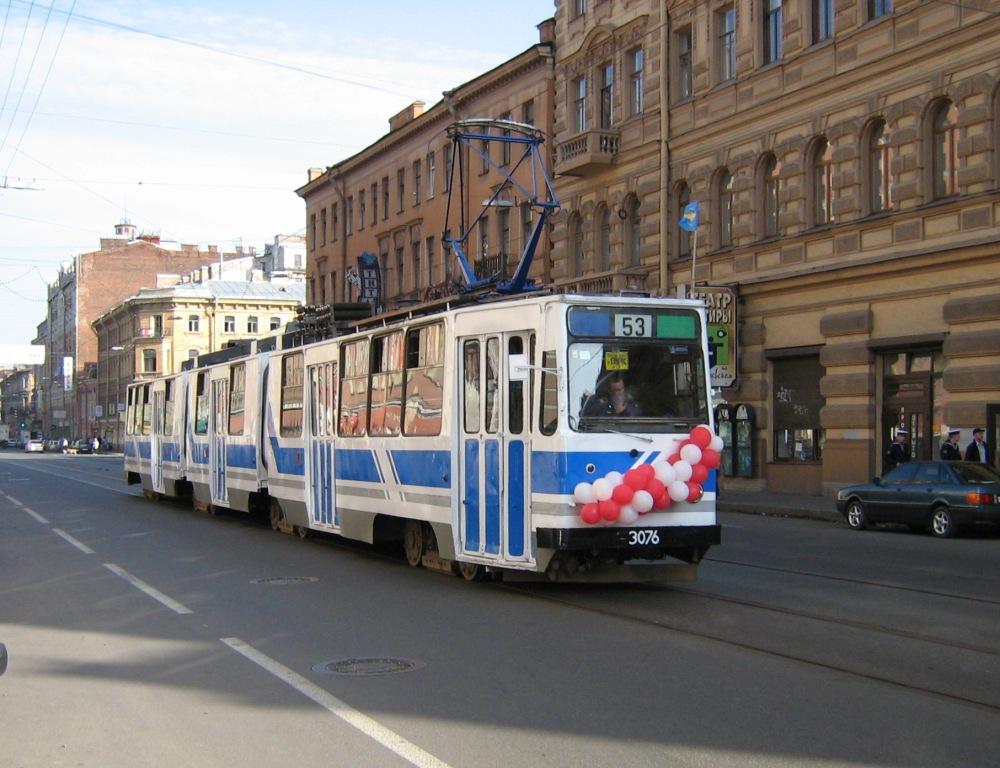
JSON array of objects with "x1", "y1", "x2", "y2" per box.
[
  {"x1": 305, "y1": 361, "x2": 338, "y2": 530},
  {"x1": 210, "y1": 379, "x2": 229, "y2": 506},
  {"x1": 458, "y1": 332, "x2": 532, "y2": 566},
  {"x1": 150, "y1": 390, "x2": 165, "y2": 493}
]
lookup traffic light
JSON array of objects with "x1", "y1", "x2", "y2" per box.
[{"x1": 19, "y1": 421, "x2": 26, "y2": 429}]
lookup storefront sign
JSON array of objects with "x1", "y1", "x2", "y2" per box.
[
  {"x1": 690, "y1": 286, "x2": 738, "y2": 389},
  {"x1": 357, "y1": 251, "x2": 383, "y2": 314}
]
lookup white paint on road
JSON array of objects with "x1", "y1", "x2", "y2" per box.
[
  {"x1": 5, "y1": 494, "x2": 23, "y2": 506},
  {"x1": 53, "y1": 528, "x2": 95, "y2": 554},
  {"x1": 22, "y1": 507, "x2": 49, "y2": 524},
  {"x1": 104, "y1": 563, "x2": 193, "y2": 615},
  {"x1": 221, "y1": 637, "x2": 452, "y2": 768}
]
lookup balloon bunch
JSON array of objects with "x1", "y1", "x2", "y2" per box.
[{"x1": 574, "y1": 425, "x2": 723, "y2": 525}]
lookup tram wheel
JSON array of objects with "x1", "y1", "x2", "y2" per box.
[
  {"x1": 457, "y1": 561, "x2": 486, "y2": 582},
  {"x1": 294, "y1": 525, "x2": 309, "y2": 540},
  {"x1": 403, "y1": 520, "x2": 425, "y2": 567},
  {"x1": 268, "y1": 499, "x2": 284, "y2": 532}
]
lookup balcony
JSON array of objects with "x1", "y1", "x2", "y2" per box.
[{"x1": 556, "y1": 128, "x2": 620, "y2": 176}]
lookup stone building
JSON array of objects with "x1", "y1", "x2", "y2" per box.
[
  {"x1": 91, "y1": 280, "x2": 305, "y2": 447},
  {"x1": 297, "y1": 21, "x2": 556, "y2": 308}
]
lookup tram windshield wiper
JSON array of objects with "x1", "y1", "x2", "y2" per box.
[{"x1": 579, "y1": 420, "x2": 653, "y2": 443}]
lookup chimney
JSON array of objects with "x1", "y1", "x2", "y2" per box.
[
  {"x1": 307, "y1": 167, "x2": 324, "y2": 182},
  {"x1": 389, "y1": 101, "x2": 426, "y2": 133},
  {"x1": 537, "y1": 18, "x2": 555, "y2": 45}
]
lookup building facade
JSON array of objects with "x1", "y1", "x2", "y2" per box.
[
  {"x1": 91, "y1": 280, "x2": 305, "y2": 447},
  {"x1": 298, "y1": 22, "x2": 556, "y2": 310},
  {"x1": 1, "y1": 368, "x2": 36, "y2": 440}
]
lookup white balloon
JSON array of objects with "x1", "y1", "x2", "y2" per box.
[
  {"x1": 668, "y1": 480, "x2": 690, "y2": 502},
  {"x1": 618, "y1": 504, "x2": 639, "y2": 524},
  {"x1": 673, "y1": 460, "x2": 693, "y2": 482},
  {"x1": 709, "y1": 435, "x2": 724, "y2": 452},
  {"x1": 604, "y1": 471, "x2": 624, "y2": 486},
  {"x1": 592, "y1": 478, "x2": 613, "y2": 501},
  {"x1": 573, "y1": 482, "x2": 596, "y2": 505},
  {"x1": 680, "y1": 444, "x2": 703, "y2": 465},
  {"x1": 654, "y1": 461, "x2": 677, "y2": 484},
  {"x1": 632, "y1": 490, "x2": 654, "y2": 513}
]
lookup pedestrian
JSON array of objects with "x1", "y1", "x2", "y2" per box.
[
  {"x1": 964, "y1": 427, "x2": 991, "y2": 464},
  {"x1": 939, "y1": 428, "x2": 962, "y2": 461},
  {"x1": 886, "y1": 427, "x2": 910, "y2": 469},
  {"x1": 92, "y1": 436, "x2": 99, "y2": 453}
]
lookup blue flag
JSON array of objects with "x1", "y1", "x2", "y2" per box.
[{"x1": 679, "y1": 201, "x2": 700, "y2": 231}]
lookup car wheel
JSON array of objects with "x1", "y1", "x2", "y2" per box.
[
  {"x1": 931, "y1": 506, "x2": 955, "y2": 538},
  {"x1": 846, "y1": 499, "x2": 869, "y2": 530}
]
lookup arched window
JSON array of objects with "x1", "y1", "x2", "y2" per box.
[
  {"x1": 569, "y1": 212, "x2": 584, "y2": 277},
  {"x1": 758, "y1": 154, "x2": 781, "y2": 238},
  {"x1": 597, "y1": 204, "x2": 611, "y2": 271},
  {"x1": 930, "y1": 99, "x2": 958, "y2": 199},
  {"x1": 715, "y1": 169, "x2": 734, "y2": 248},
  {"x1": 810, "y1": 137, "x2": 834, "y2": 226},
  {"x1": 676, "y1": 182, "x2": 691, "y2": 259},
  {"x1": 865, "y1": 119, "x2": 893, "y2": 214},
  {"x1": 626, "y1": 195, "x2": 642, "y2": 266}
]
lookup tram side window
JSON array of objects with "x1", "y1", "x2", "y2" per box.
[
  {"x1": 125, "y1": 388, "x2": 135, "y2": 435},
  {"x1": 463, "y1": 340, "x2": 481, "y2": 433},
  {"x1": 229, "y1": 363, "x2": 246, "y2": 435},
  {"x1": 539, "y1": 350, "x2": 558, "y2": 435},
  {"x1": 339, "y1": 339, "x2": 369, "y2": 436},
  {"x1": 403, "y1": 323, "x2": 444, "y2": 436},
  {"x1": 485, "y1": 337, "x2": 500, "y2": 434},
  {"x1": 163, "y1": 380, "x2": 174, "y2": 436},
  {"x1": 141, "y1": 384, "x2": 152, "y2": 436},
  {"x1": 529, "y1": 334, "x2": 536, "y2": 433},
  {"x1": 280, "y1": 352, "x2": 304, "y2": 437},
  {"x1": 195, "y1": 372, "x2": 209, "y2": 435},
  {"x1": 369, "y1": 331, "x2": 404, "y2": 437},
  {"x1": 508, "y1": 337, "x2": 524, "y2": 435}
]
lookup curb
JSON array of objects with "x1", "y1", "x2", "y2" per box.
[{"x1": 719, "y1": 501, "x2": 842, "y2": 523}]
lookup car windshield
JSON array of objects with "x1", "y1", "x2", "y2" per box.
[{"x1": 952, "y1": 463, "x2": 1000, "y2": 484}]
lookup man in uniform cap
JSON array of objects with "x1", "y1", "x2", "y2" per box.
[
  {"x1": 940, "y1": 428, "x2": 962, "y2": 461},
  {"x1": 964, "y1": 427, "x2": 990, "y2": 464},
  {"x1": 886, "y1": 427, "x2": 910, "y2": 469}
]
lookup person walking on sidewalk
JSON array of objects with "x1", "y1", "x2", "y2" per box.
[
  {"x1": 886, "y1": 428, "x2": 910, "y2": 469},
  {"x1": 964, "y1": 427, "x2": 991, "y2": 464},
  {"x1": 940, "y1": 428, "x2": 962, "y2": 461}
]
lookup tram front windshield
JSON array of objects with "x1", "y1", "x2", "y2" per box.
[{"x1": 567, "y1": 305, "x2": 709, "y2": 433}]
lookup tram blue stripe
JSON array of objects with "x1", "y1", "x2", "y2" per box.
[
  {"x1": 162, "y1": 442, "x2": 182, "y2": 463},
  {"x1": 334, "y1": 449, "x2": 381, "y2": 483},
  {"x1": 463, "y1": 440, "x2": 479, "y2": 551},
  {"x1": 485, "y1": 440, "x2": 500, "y2": 555},
  {"x1": 530, "y1": 451, "x2": 640, "y2": 495},
  {"x1": 389, "y1": 450, "x2": 451, "y2": 489},
  {"x1": 138, "y1": 441, "x2": 151, "y2": 460},
  {"x1": 270, "y1": 441, "x2": 305, "y2": 475},
  {"x1": 226, "y1": 444, "x2": 256, "y2": 469},
  {"x1": 507, "y1": 441, "x2": 525, "y2": 557}
]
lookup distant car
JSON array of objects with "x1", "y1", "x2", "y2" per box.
[
  {"x1": 24, "y1": 438, "x2": 44, "y2": 453},
  {"x1": 63, "y1": 439, "x2": 93, "y2": 455},
  {"x1": 45, "y1": 439, "x2": 61, "y2": 452},
  {"x1": 836, "y1": 460, "x2": 1000, "y2": 537}
]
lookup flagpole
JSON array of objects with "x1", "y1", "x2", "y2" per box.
[{"x1": 690, "y1": 227, "x2": 698, "y2": 290}]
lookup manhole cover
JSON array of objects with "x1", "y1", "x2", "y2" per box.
[
  {"x1": 250, "y1": 576, "x2": 318, "y2": 585},
  {"x1": 312, "y1": 658, "x2": 425, "y2": 676}
]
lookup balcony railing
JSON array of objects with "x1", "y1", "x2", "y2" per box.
[
  {"x1": 556, "y1": 128, "x2": 620, "y2": 175},
  {"x1": 554, "y1": 268, "x2": 650, "y2": 295}
]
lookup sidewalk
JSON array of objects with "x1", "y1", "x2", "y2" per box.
[{"x1": 718, "y1": 489, "x2": 842, "y2": 523}]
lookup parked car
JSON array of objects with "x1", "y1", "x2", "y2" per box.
[
  {"x1": 64, "y1": 439, "x2": 93, "y2": 455},
  {"x1": 24, "y1": 438, "x2": 44, "y2": 453},
  {"x1": 836, "y1": 460, "x2": 1000, "y2": 538},
  {"x1": 45, "y1": 439, "x2": 61, "y2": 452}
]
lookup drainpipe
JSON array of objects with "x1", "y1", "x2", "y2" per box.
[{"x1": 659, "y1": 7, "x2": 672, "y2": 297}]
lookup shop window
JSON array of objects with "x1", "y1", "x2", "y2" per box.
[{"x1": 773, "y1": 355, "x2": 824, "y2": 461}]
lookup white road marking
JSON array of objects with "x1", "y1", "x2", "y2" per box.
[
  {"x1": 221, "y1": 637, "x2": 452, "y2": 768},
  {"x1": 53, "y1": 528, "x2": 94, "y2": 554},
  {"x1": 22, "y1": 507, "x2": 49, "y2": 524},
  {"x1": 103, "y1": 563, "x2": 193, "y2": 615},
  {"x1": 6, "y1": 495, "x2": 23, "y2": 506}
]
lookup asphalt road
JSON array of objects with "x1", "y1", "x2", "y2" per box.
[{"x1": 1, "y1": 453, "x2": 998, "y2": 768}]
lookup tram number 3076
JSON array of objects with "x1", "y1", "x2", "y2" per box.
[{"x1": 627, "y1": 529, "x2": 661, "y2": 546}]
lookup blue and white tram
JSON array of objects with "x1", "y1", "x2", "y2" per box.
[{"x1": 124, "y1": 372, "x2": 189, "y2": 499}]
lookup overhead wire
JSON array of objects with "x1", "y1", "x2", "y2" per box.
[
  {"x1": 0, "y1": 0, "x2": 54, "y2": 162},
  {"x1": 0, "y1": 1, "x2": 35, "y2": 147}
]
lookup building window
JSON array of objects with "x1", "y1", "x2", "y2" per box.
[
  {"x1": 629, "y1": 48, "x2": 645, "y2": 114},
  {"x1": 224, "y1": 315, "x2": 235, "y2": 333},
  {"x1": 413, "y1": 159, "x2": 422, "y2": 204},
  {"x1": 309, "y1": 213, "x2": 316, "y2": 250},
  {"x1": 599, "y1": 63, "x2": 614, "y2": 129},
  {"x1": 759, "y1": 154, "x2": 781, "y2": 238},
  {"x1": 188, "y1": 315, "x2": 199, "y2": 332},
  {"x1": 718, "y1": 6, "x2": 737, "y2": 83},
  {"x1": 412, "y1": 240, "x2": 421, "y2": 292},
  {"x1": 868, "y1": 0, "x2": 892, "y2": 20},
  {"x1": 395, "y1": 245, "x2": 404, "y2": 295},
  {"x1": 381, "y1": 176, "x2": 389, "y2": 220},
  {"x1": 142, "y1": 349, "x2": 156, "y2": 373},
  {"x1": 443, "y1": 144, "x2": 452, "y2": 193},
  {"x1": 371, "y1": 183, "x2": 378, "y2": 224},
  {"x1": 427, "y1": 152, "x2": 436, "y2": 198},
  {"x1": 520, "y1": 202, "x2": 533, "y2": 255},
  {"x1": 346, "y1": 196, "x2": 354, "y2": 235},
  {"x1": 866, "y1": 119, "x2": 893, "y2": 214},
  {"x1": 480, "y1": 138, "x2": 490, "y2": 175},
  {"x1": 676, "y1": 182, "x2": 691, "y2": 260},
  {"x1": 811, "y1": 137, "x2": 834, "y2": 226},
  {"x1": 773, "y1": 355, "x2": 824, "y2": 462},
  {"x1": 522, "y1": 99, "x2": 535, "y2": 125},
  {"x1": 597, "y1": 205, "x2": 611, "y2": 271},
  {"x1": 716, "y1": 169, "x2": 734, "y2": 248},
  {"x1": 764, "y1": 0, "x2": 783, "y2": 65},
  {"x1": 426, "y1": 236, "x2": 436, "y2": 287},
  {"x1": 573, "y1": 77, "x2": 587, "y2": 133},
  {"x1": 358, "y1": 191, "x2": 366, "y2": 230},
  {"x1": 320, "y1": 208, "x2": 327, "y2": 245},
  {"x1": 498, "y1": 206, "x2": 511, "y2": 260},
  {"x1": 812, "y1": 0, "x2": 833, "y2": 43},
  {"x1": 675, "y1": 30, "x2": 692, "y2": 100},
  {"x1": 931, "y1": 100, "x2": 958, "y2": 199},
  {"x1": 397, "y1": 168, "x2": 405, "y2": 212},
  {"x1": 626, "y1": 195, "x2": 641, "y2": 266},
  {"x1": 569, "y1": 212, "x2": 584, "y2": 277},
  {"x1": 500, "y1": 113, "x2": 512, "y2": 166},
  {"x1": 331, "y1": 203, "x2": 338, "y2": 241},
  {"x1": 573, "y1": 0, "x2": 586, "y2": 17},
  {"x1": 247, "y1": 316, "x2": 258, "y2": 334},
  {"x1": 479, "y1": 214, "x2": 490, "y2": 258},
  {"x1": 270, "y1": 317, "x2": 281, "y2": 331}
]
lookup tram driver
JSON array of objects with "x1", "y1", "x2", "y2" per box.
[{"x1": 585, "y1": 373, "x2": 642, "y2": 417}]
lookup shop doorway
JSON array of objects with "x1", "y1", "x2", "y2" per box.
[
  {"x1": 881, "y1": 350, "x2": 940, "y2": 472},
  {"x1": 987, "y1": 404, "x2": 1000, "y2": 471}
]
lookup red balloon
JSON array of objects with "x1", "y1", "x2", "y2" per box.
[
  {"x1": 580, "y1": 503, "x2": 600, "y2": 524},
  {"x1": 623, "y1": 469, "x2": 646, "y2": 491},
  {"x1": 700, "y1": 449, "x2": 721, "y2": 469},
  {"x1": 598, "y1": 499, "x2": 621, "y2": 521},
  {"x1": 612, "y1": 483, "x2": 635, "y2": 505},
  {"x1": 653, "y1": 492, "x2": 672, "y2": 510},
  {"x1": 636, "y1": 463, "x2": 655, "y2": 481},
  {"x1": 690, "y1": 463, "x2": 709, "y2": 484},
  {"x1": 667, "y1": 452, "x2": 681, "y2": 465},
  {"x1": 686, "y1": 482, "x2": 704, "y2": 503},
  {"x1": 644, "y1": 478, "x2": 666, "y2": 500},
  {"x1": 690, "y1": 425, "x2": 714, "y2": 449}
]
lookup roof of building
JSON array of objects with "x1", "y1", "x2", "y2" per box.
[{"x1": 133, "y1": 280, "x2": 305, "y2": 302}]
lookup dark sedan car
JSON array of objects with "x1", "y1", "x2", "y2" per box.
[{"x1": 836, "y1": 461, "x2": 1000, "y2": 537}]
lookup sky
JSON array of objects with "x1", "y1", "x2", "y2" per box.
[{"x1": 0, "y1": 0, "x2": 553, "y2": 349}]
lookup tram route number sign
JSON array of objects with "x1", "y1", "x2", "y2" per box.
[{"x1": 690, "y1": 286, "x2": 738, "y2": 389}]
